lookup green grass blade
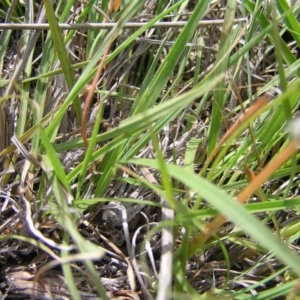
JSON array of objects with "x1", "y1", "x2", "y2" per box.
[
  {"x1": 130, "y1": 158, "x2": 300, "y2": 276},
  {"x1": 44, "y1": 0, "x2": 81, "y2": 124},
  {"x1": 208, "y1": 0, "x2": 238, "y2": 154}
]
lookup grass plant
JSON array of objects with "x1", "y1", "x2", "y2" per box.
[{"x1": 1, "y1": 0, "x2": 300, "y2": 299}]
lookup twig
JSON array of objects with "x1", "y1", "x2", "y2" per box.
[{"x1": 0, "y1": 19, "x2": 248, "y2": 30}]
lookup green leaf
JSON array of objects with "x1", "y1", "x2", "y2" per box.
[{"x1": 129, "y1": 158, "x2": 300, "y2": 276}]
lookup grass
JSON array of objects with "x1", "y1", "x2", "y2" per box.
[{"x1": 1, "y1": 0, "x2": 300, "y2": 299}]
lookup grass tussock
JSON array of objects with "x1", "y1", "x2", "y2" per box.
[{"x1": 1, "y1": 0, "x2": 300, "y2": 299}]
